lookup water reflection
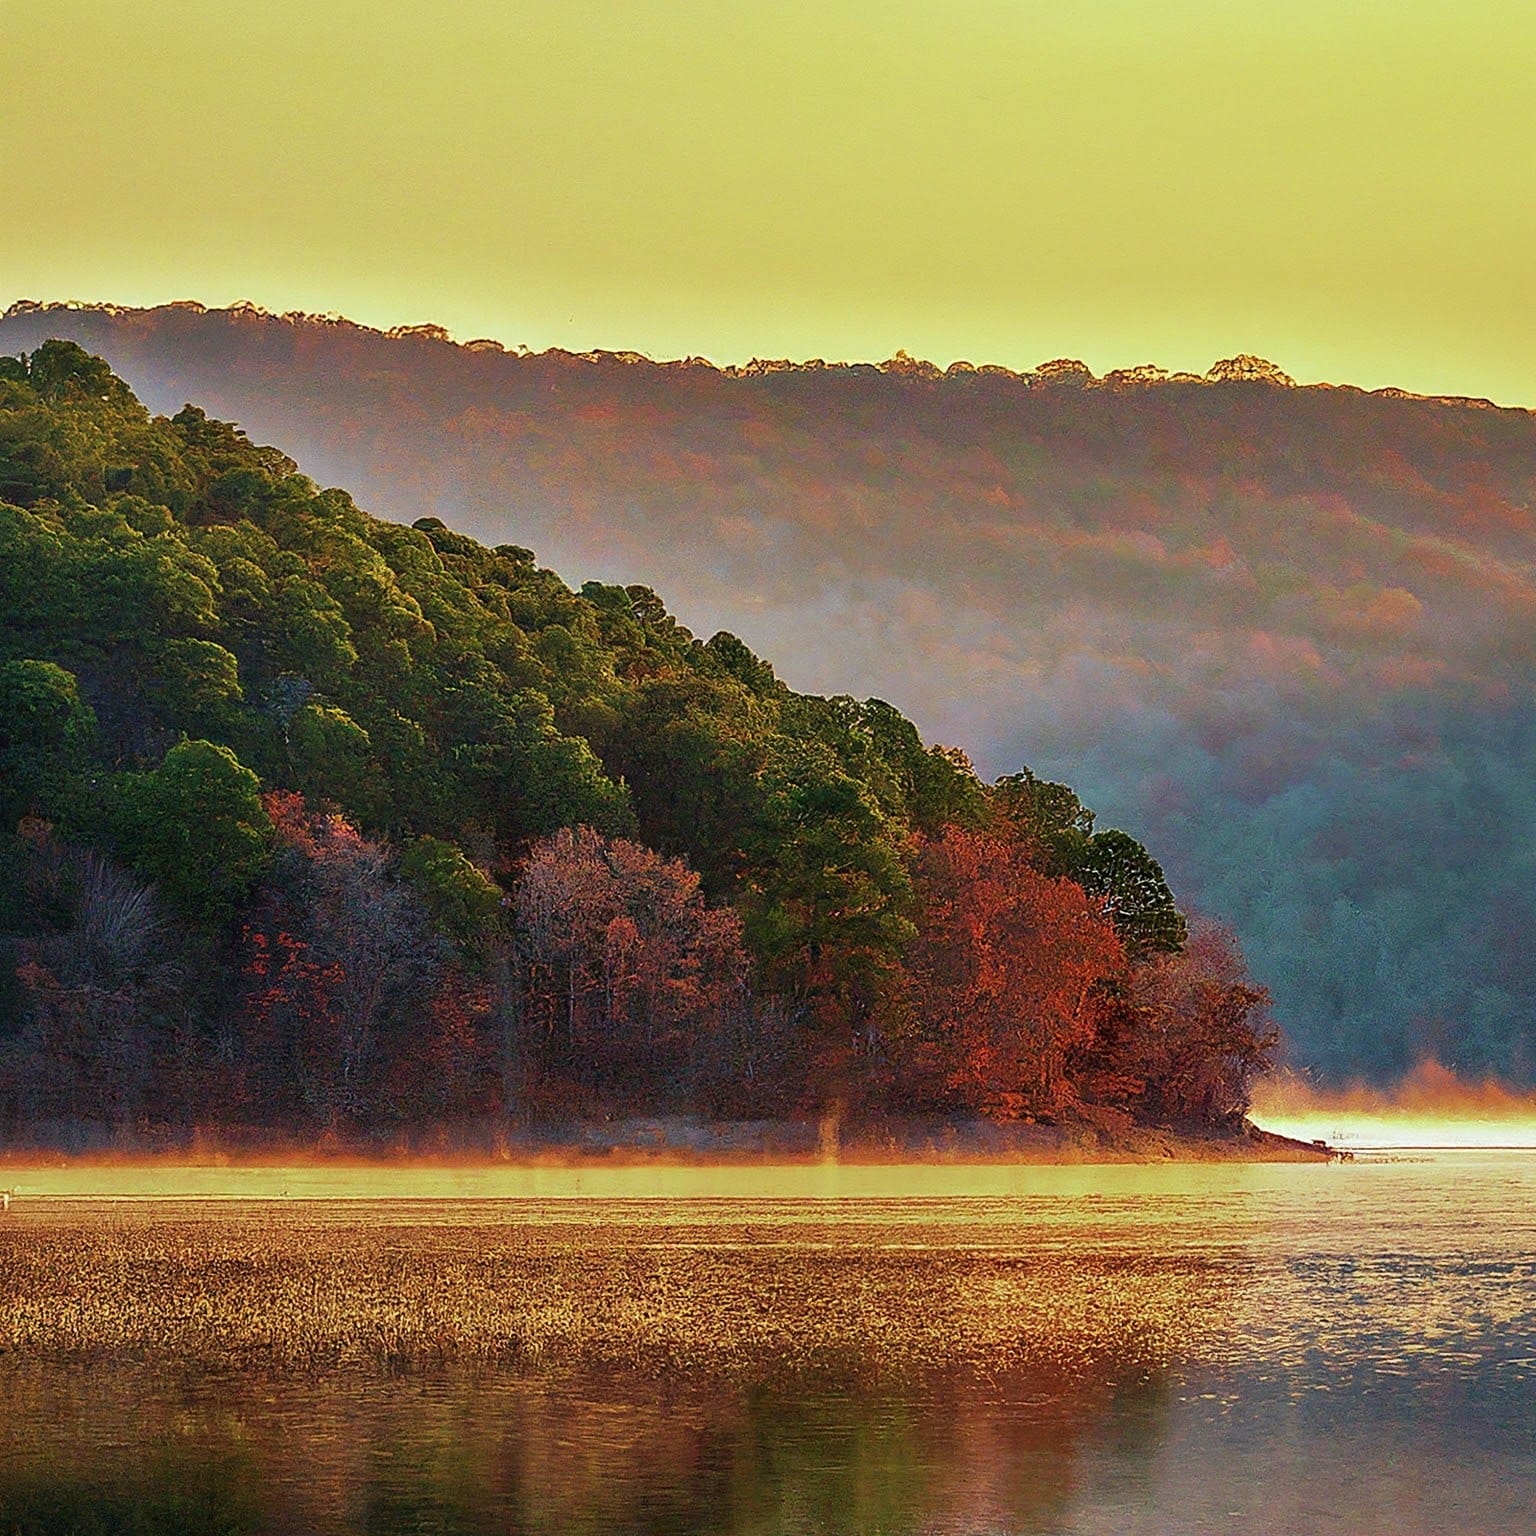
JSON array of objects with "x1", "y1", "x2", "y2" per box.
[
  {"x1": 2, "y1": 1153, "x2": 1534, "y2": 1534},
  {"x1": 1, "y1": 1362, "x2": 1174, "y2": 1535}
]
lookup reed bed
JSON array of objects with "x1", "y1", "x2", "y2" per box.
[{"x1": 0, "y1": 1201, "x2": 1231, "y2": 1382}]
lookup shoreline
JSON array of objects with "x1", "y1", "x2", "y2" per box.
[{"x1": 0, "y1": 1118, "x2": 1343, "y2": 1182}]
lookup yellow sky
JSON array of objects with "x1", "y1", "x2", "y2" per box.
[{"x1": 5, "y1": 1, "x2": 1534, "y2": 402}]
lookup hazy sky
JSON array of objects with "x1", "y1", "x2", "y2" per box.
[{"x1": 6, "y1": 1, "x2": 1535, "y2": 403}]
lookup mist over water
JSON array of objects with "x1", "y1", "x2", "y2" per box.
[
  {"x1": 1251, "y1": 1060, "x2": 1536, "y2": 1147},
  {"x1": 6, "y1": 304, "x2": 1535, "y2": 1080}
]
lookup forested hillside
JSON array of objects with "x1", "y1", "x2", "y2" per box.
[
  {"x1": 0, "y1": 342, "x2": 1272, "y2": 1146},
  {"x1": 3, "y1": 302, "x2": 1533, "y2": 1082}
]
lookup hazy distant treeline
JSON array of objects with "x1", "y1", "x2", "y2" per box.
[
  {"x1": 4, "y1": 302, "x2": 1529, "y2": 1080},
  {"x1": 0, "y1": 342, "x2": 1272, "y2": 1145}
]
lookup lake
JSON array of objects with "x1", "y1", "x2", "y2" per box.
[{"x1": 1, "y1": 1151, "x2": 1533, "y2": 1533}]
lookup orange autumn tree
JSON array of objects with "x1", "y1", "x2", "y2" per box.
[{"x1": 900, "y1": 827, "x2": 1126, "y2": 1121}]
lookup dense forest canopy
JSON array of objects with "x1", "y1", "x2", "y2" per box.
[
  {"x1": 2, "y1": 303, "x2": 1532, "y2": 1084},
  {"x1": 0, "y1": 341, "x2": 1272, "y2": 1145}
]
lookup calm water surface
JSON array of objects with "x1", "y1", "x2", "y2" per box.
[{"x1": 1, "y1": 1151, "x2": 1533, "y2": 1534}]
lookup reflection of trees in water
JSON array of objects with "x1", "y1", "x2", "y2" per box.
[
  {"x1": 0, "y1": 1374, "x2": 266, "y2": 1533},
  {"x1": 0, "y1": 1359, "x2": 1181, "y2": 1535},
  {"x1": 0, "y1": 1461, "x2": 262, "y2": 1536},
  {"x1": 1085, "y1": 1365, "x2": 1178, "y2": 1512}
]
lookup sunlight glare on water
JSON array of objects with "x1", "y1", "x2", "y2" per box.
[{"x1": 1250, "y1": 1061, "x2": 1536, "y2": 1149}]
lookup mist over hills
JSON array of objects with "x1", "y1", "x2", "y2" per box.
[{"x1": 5, "y1": 300, "x2": 1535, "y2": 1083}]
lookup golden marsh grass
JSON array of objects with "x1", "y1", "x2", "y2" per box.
[{"x1": 0, "y1": 1196, "x2": 1232, "y2": 1382}]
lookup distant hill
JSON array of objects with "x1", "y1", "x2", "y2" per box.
[{"x1": 5, "y1": 300, "x2": 1536, "y2": 1082}]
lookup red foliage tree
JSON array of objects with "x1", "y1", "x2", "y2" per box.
[
  {"x1": 900, "y1": 827, "x2": 1126, "y2": 1121},
  {"x1": 1100, "y1": 917, "x2": 1277, "y2": 1125},
  {"x1": 387, "y1": 964, "x2": 496, "y2": 1126}
]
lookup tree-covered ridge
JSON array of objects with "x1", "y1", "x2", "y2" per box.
[{"x1": 0, "y1": 342, "x2": 1269, "y2": 1144}]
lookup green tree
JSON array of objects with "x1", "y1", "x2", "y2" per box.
[
  {"x1": 261, "y1": 575, "x2": 357, "y2": 688},
  {"x1": 1073, "y1": 829, "x2": 1187, "y2": 958},
  {"x1": 112, "y1": 739, "x2": 272, "y2": 920},
  {"x1": 993, "y1": 772, "x2": 1185, "y2": 957},
  {"x1": 992, "y1": 768, "x2": 1096, "y2": 874},
  {"x1": 287, "y1": 700, "x2": 380, "y2": 820},
  {"x1": 24, "y1": 340, "x2": 134, "y2": 406},
  {"x1": 400, "y1": 836, "x2": 503, "y2": 952},
  {"x1": 0, "y1": 659, "x2": 95, "y2": 824},
  {"x1": 703, "y1": 630, "x2": 779, "y2": 696},
  {"x1": 443, "y1": 684, "x2": 631, "y2": 843},
  {"x1": 148, "y1": 637, "x2": 244, "y2": 738},
  {"x1": 911, "y1": 744, "x2": 990, "y2": 834},
  {"x1": 605, "y1": 674, "x2": 774, "y2": 896},
  {"x1": 742, "y1": 753, "x2": 915, "y2": 1098}
]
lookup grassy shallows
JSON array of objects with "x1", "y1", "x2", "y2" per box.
[{"x1": 0, "y1": 1203, "x2": 1230, "y2": 1379}]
